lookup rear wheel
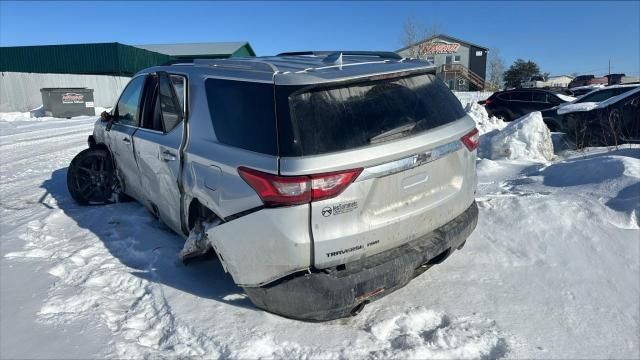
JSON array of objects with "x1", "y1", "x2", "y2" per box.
[{"x1": 67, "y1": 148, "x2": 116, "y2": 205}]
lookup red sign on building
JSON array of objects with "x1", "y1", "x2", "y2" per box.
[{"x1": 421, "y1": 41, "x2": 460, "y2": 54}]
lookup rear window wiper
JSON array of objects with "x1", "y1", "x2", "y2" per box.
[{"x1": 369, "y1": 121, "x2": 417, "y2": 144}]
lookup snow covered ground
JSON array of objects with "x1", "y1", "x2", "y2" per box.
[{"x1": 1, "y1": 106, "x2": 639, "y2": 358}]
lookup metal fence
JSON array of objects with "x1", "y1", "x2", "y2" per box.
[{"x1": 0, "y1": 72, "x2": 131, "y2": 112}]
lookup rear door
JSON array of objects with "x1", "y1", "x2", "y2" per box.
[
  {"x1": 133, "y1": 73, "x2": 187, "y2": 234},
  {"x1": 107, "y1": 75, "x2": 146, "y2": 201},
  {"x1": 276, "y1": 72, "x2": 477, "y2": 269},
  {"x1": 510, "y1": 91, "x2": 535, "y2": 117}
]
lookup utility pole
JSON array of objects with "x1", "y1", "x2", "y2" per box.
[{"x1": 608, "y1": 59, "x2": 611, "y2": 76}]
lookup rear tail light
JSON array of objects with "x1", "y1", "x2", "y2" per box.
[
  {"x1": 483, "y1": 99, "x2": 493, "y2": 105},
  {"x1": 461, "y1": 128, "x2": 480, "y2": 151},
  {"x1": 238, "y1": 167, "x2": 362, "y2": 207}
]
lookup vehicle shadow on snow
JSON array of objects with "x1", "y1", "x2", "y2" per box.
[{"x1": 41, "y1": 167, "x2": 256, "y2": 310}]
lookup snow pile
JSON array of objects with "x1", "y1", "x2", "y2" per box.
[
  {"x1": 0, "y1": 107, "x2": 110, "y2": 122},
  {"x1": 0, "y1": 111, "x2": 33, "y2": 122},
  {"x1": 367, "y1": 307, "x2": 509, "y2": 359},
  {"x1": 454, "y1": 91, "x2": 493, "y2": 107},
  {"x1": 464, "y1": 102, "x2": 507, "y2": 135},
  {"x1": 488, "y1": 111, "x2": 554, "y2": 162}
]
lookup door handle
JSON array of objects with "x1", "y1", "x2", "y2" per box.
[
  {"x1": 160, "y1": 150, "x2": 177, "y2": 162},
  {"x1": 122, "y1": 137, "x2": 131, "y2": 145}
]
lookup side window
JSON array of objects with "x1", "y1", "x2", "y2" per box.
[
  {"x1": 512, "y1": 91, "x2": 532, "y2": 102},
  {"x1": 497, "y1": 92, "x2": 511, "y2": 101},
  {"x1": 158, "y1": 74, "x2": 184, "y2": 133},
  {"x1": 532, "y1": 92, "x2": 548, "y2": 102},
  {"x1": 115, "y1": 76, "x2": 146, "y2": 126},
  {"x1": 204, "y1": 78, "x2": 277, "y2": 155}
]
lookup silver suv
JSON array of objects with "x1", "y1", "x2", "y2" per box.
[{"x1": 67, "y1": 51, "x2": 479, "y2": 321}]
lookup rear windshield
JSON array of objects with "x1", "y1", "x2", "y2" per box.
[{"x1": 276, "y1": 73, "x2": 465, "y2": 156}]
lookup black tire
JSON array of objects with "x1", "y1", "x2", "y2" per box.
[{"x1": 67, "y1": 148, "x2": 116, "y2": 205}]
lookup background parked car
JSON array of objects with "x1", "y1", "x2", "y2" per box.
[
  {"x1": 479, "y1": 89, "x2": 573, "y2": 121},
  {"x1": 566, "y1": 85, "x2": 606, "y2": 97},
  {"x1": 541, "y1": 84, "x2": 639, "y2": 131},
  {"x1": 565, "y1": 87, "x2": 640, "y2": 147},
  {"x1": 568, "y1": 74, "x2": 608, "y2": 88}
]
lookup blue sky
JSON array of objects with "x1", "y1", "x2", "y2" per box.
[{"x1": 1, "y1": 1, "x2": 638, "y2": 76}]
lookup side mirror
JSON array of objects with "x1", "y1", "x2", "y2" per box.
[
  {"x1": 103, "y1": 112, "x2": 116, "y2": 132},
  {"x1": 100, "y1": 111, "x2": 112, "y2": 122}
]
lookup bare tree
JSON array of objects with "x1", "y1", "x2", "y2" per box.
[
  {"x1": 401, "y1": 16, "x2": 420, "y2": 58},
  {"x1": 487, "y1": 48, "x2": 505, "y2": 91},
  {"x1": 401, "y1": 17, "x2": 441, "y2": 59}
]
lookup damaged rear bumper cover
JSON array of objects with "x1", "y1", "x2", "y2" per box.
[{"x1": 243, "y1": 201, "x2": 479, "y2": 321}]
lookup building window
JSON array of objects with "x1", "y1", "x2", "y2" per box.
[
  {"x1": 454, "y1": 55, "x2": 461, "y2": 62},
  {"x1": 475, "y1": 51, "x2": 483, "y2": 56}
]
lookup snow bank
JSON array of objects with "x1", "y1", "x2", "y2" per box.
[
  {"x1": 489, "y1": 111, "x2": 554, "y2": 162},
  {"x1": 464, "y1": 102, "x2": 507, "y2": 135},
  {"x1": 0, "y1": 107, "x2": 109, "y2": 122},
  {"x1": 454, "y1": 91, "x2": 493, "y2": 107}
]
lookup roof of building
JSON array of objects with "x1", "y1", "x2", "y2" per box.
[
  {"x1": 396, "y1": 33, "x2": 489, "y2": 53},
  {"x1": 135, "y1": 42, "x2": 255, "y2": 58},
  {"x1": 548, "y1": 75, "x2": 575, "y2": 79},
  {"x1": 0, "y1": 42, "x2": 173, "y2": 76},
  {"x1": 144, "y1": 52, "x2": 436, "y2": 85}
]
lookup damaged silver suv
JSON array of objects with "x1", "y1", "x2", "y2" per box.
[{"x1": 67, "y1": 51, "x2": 479, "y2": 321}]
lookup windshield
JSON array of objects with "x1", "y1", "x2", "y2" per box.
[{"x1": 275, "y1": 73, "x2": 465, "y2": 156}]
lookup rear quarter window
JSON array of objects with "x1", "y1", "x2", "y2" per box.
[{"x1": 205, "y1": 79, "x2": 277, "y2": 155}]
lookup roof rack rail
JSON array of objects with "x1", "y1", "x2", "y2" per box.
[
  {"x1": 161, "y1": 58, "x2": 197, "y2": 66},
  {"x1": 277, "y1": 51, "x2": 402, "y2": 60},
  {"x1": 192, "y1": 58, "x2": 279, "y2": 73},
  {"x1": 160, "y1": 57, "x2": 279, "y2": 73}
]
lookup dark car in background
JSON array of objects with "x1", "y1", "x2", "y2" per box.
[
  {"x1": 567, "y1": 86, "x2": 605, "y2": 97},
  {"x1": 541, "y1": 85, "x2": 639, "y2": 131},
  {"x1": 565, "y1": 87, "x2": 640, "y2": 147},
  {"x1": 479, "y1": 89, "x2": 573, "y2": 122}
]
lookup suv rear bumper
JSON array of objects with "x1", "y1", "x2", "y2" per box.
[{"x1": 243, "y1": 201, "x2": 479, "y2": 321}]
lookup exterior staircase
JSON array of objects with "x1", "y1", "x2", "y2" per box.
[{"x1": 439, "y1": 64, "x2": 486, "y2": 90}]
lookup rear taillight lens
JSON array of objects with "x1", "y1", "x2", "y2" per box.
[
  {"x1": 483, "y1": 99, "x2": 493, "y2": 105},
  {"x1": 310, "y1": 170, "x2": 362, "y2": 201},
  {"x1": 461, "y1": 128, "x2": 480, "y2": 151},
  {"x1": 238, "y1": 167, "x2": 362, "y2": 207}
]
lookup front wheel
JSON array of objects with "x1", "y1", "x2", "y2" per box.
[{"x1": 67, "y1": 148, "x2": 116, "y2": 205}]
